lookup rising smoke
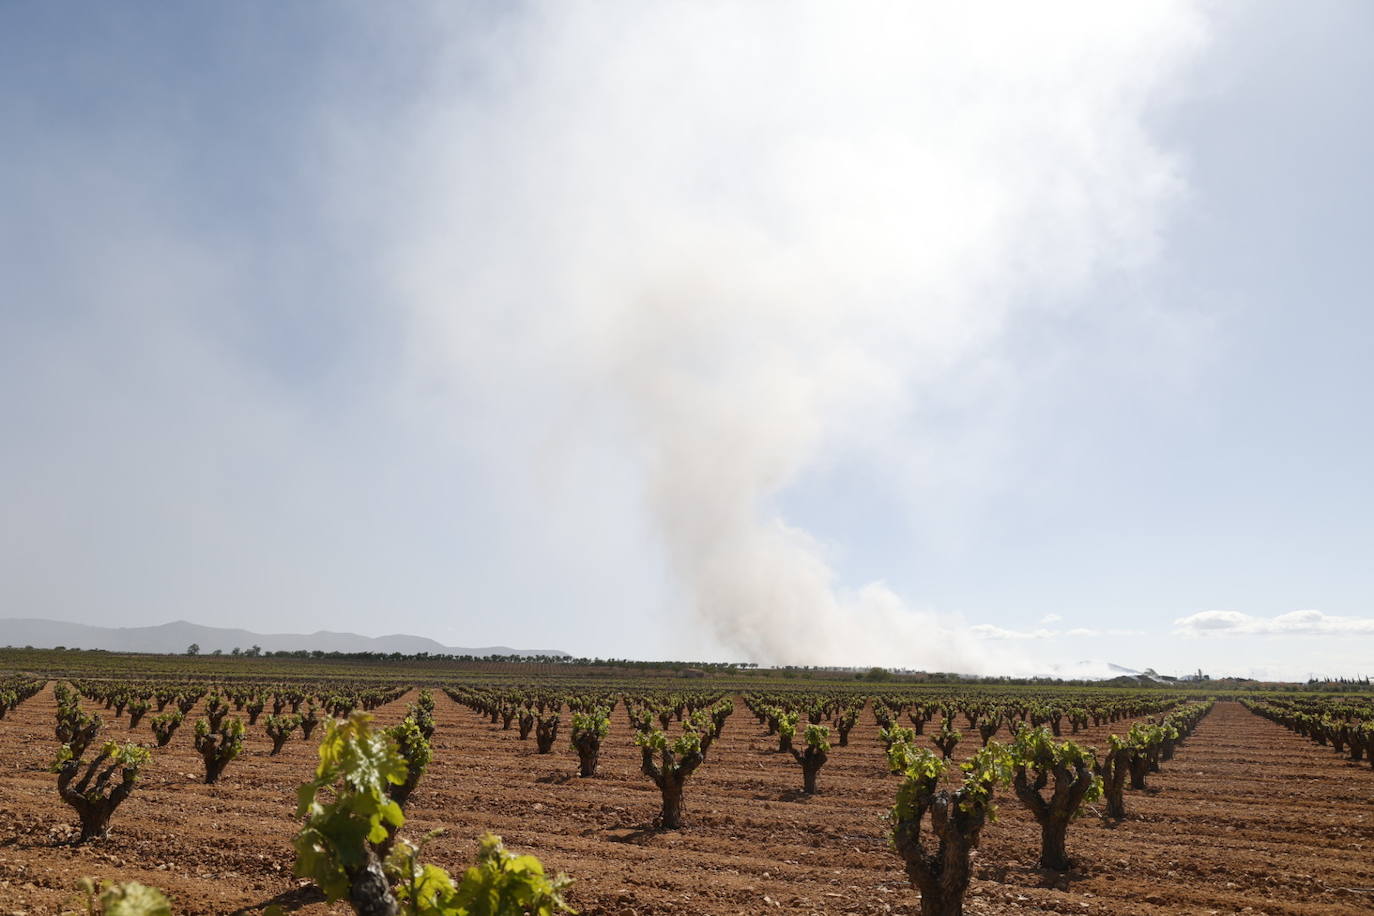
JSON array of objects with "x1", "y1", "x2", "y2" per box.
[{"x1": 384, "y1": 2, "x2": 1208, "y2": 669}]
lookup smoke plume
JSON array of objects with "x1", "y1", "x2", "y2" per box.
[{"x1": 380, "y1": 3, "x2": 1208, "y2": 668}]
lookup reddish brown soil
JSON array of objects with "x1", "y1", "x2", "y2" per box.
[{"x1": 2, "y1": 690, "x2": 1372, "y2": 915}]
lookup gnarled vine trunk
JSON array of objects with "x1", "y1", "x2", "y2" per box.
[
  {"x1": 573, "y1": 734, "x2": 601, "y2": 777},
  {"x1": 536, "y1": 717, "x2": 560, "y2": 754},
  {"x1": 790, "y1": 746, "x2": 827, "y2": 794},
  {"x1": 56, "y1": 754, "x2": 137, "y2": 842},
  {"x1": 641, "y1": 747, "x2": 702, "y2": 829},
  {"x1": 893, "y1": 790, "x2": 988, "y2": 916},
  {"x1": 1128, "y1": 750, "x2": 1150, "y2": 790},
  {"x1": 1012, "y1": 759, "x2": 1095, "y2": 870},
  {"x1": 347, "y1": 853, "x2": 399, "y2": 916},
  {"x1": 1095, "y1": 747, "x2": 1131, "y2": 820}
]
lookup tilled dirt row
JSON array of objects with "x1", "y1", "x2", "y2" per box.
[{"x1": 1, "y1": 689, "x2": 1372, "y2": 915}]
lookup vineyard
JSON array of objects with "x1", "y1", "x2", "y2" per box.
[{"x1": 0, "y1": 655, "x2": 1372, "y2": 914}]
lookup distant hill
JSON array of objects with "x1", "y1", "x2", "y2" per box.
[{"x1": 0, "y1": 618, "x2": 567, "y2": 658}]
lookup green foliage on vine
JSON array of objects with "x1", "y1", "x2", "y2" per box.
[
  {"x1": 63, "y1": 877, "x2": 171, "y2": 916},
  {"x1": 1008, "y1": 725, "x2": 1102, "y2": 815},
  {"x1": 634, "y1": 728, "x2": 701, "y2": 772},
  {"x1": 52, "y1": 741, "x2": 149, "y2": 780},
  {"x1": 390, "y1": 832, "x2": 573, "y2": 916},
  {"x1": 802, "y1": 724, "x2": 830, "y2": 753},
  {"x1": 570, "y1": 709, "x2": 610, "y2": 742},
  {"x1": 878, "y1": 724, "x2": 915, "y2": 751},
  {"x1": 293, "y1": 713, "x2": 408, "y2": 902},
  {"x1": 955, "y1": 742, "x2": 1014, "y2": 815}
]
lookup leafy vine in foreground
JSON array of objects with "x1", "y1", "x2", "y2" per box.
[{"x1": 292, "y1": 712, "x2": 573, "y2": 916}]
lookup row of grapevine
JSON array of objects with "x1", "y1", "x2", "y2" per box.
[
  {"x1": 870, "y1": 690, "x2": 1188, "y2": 736},
  {"x1": 1242, "y1": 695, "x2": 1374, "y2": 766},
  {"x1": 68, "y1": 677, "x2": 406, "y2": 718},
  {"x1": 0, "y1": 675, "x2": 46, "y2": 718}
]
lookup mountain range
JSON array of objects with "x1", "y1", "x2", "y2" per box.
[{"x1": 0, "y1": 618, "x2": 567, "y2": 657}]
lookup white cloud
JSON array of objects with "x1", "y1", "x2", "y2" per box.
[
  {"x1": 1173, "y1": 609, "x2": 1374, "y2": 637},
  {"x1": 1040, "y1": 613, "x2": 1064, "y2": 625}
]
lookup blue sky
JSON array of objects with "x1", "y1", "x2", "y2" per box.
[{"x1": 2, "y1": 2, "x2": 1371, "y2": 679}]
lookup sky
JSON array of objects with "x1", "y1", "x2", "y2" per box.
[{"x1": 2, "y1": 2, "x2": 1371, "y2": 680}]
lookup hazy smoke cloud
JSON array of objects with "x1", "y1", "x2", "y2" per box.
[
  {"x1": 374, "y1": 3, "x2": 1209, "y2": 669},
  {"x1": 970, "y1": 625, "x2": 1057, "y2": 641}
]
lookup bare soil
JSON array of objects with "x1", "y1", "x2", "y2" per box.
[{"x1": 2, "y1": 690, "x2": 1372, "y2": 915}]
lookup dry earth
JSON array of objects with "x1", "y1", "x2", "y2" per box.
[{"x1": 2, "y1": 688, "x2": 1372, "y2": 915}]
